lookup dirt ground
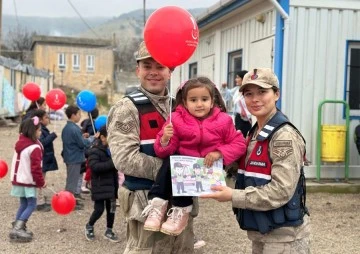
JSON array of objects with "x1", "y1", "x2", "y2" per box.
[{"x1": 0, "y1": 120, "x2": 359, "y2": 254}]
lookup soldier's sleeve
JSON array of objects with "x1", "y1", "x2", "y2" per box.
[
  {"x1": 232, "y1": 124, "x2": 305, "y2": 211},
  {"x1": 107, "y1": 98, "x2": 163, "y2": 181}
]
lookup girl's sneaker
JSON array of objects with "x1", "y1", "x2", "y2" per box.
[
  {"x1": 160, "y1": 205, "x2": 192, "y2": 236},
  {"x1": 104, "y1": 229, "x2": 120, "y2": 243},
  {"x1": 85, "y1": 224, "x2": 95, "y2": 241},
  {"x1": 142, "y1": 198, "x2": 168, "y2": 232}
]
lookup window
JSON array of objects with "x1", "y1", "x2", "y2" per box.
[
  {"x1": 72, "y1": 54, "x2": 80, "y2": 71},
  {"x1": 345, "y1": 41, "x2": 360, "y2": 118},
  {"x1": 86, "y1": 55, "x2": 95, "y2": 71},
  {"x1": 58, "y1": 53, "x2": 66, "y2": 69},
  {"x1": 227, "y1": 50, "x2": 243, "y2": 89},
  {"x1": 189, "y1": 62, "x2": 197, "y2": 79}
]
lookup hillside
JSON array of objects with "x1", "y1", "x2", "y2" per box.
[
  {"x1": 2, "y1": 15, "x2": 109, "y2": 38},
  {"x1": 79, "y1": 8, "x2": 206, "y2": 41}
]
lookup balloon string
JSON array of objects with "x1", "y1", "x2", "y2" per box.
[
  {"x1": 36, "y1": 101, "x2": 39, "y2": 109},
  {"x1": 46, "y1": 186, "x2": 57, "y2": 194},
  {"x1": 89, "y1": 113, "x2": 96, "y2": 134},
  {"x1": 169, "y1": 73, "x2": 173, "y2": 123}
]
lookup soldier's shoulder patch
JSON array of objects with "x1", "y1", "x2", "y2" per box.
[
  {"x1": 273, "y1": 140, "x2": 292, "y2": 147},
  {"x1": 116, "y1": 121, "x2": 135, "y2": 134},
  {"x1": 273, "y1": 147, "x2": 293, "y2": 159}
]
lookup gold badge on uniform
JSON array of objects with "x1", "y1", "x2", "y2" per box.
[{"x1": 273, "y1": 140, "x2": 293, "y2": 159}]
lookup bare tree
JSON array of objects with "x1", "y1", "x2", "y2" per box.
[
  {"x1": 3, "y1": 26, "x2": 36, "y2": 63},
  {"x1": 114, "y1": 37, "x2": 142, "y2": 72}
]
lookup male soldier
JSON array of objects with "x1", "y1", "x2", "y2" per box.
[{"x1": 107, "y1": 41, "x2": 196, "y2": 253}]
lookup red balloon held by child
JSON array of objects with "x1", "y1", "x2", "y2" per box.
[
  {"x1": 51, "y1": 191, "x2": 76, "y2": 215},
  {"x1": 23, "y1": 82, "x2": 41, "y2": 101},
  {"x1": 144, "y1": 6, "x2": 199, "y2": 69},
  {"x1": 0, "y1": 160, "x2": 8, "y2": 179},
  {"x1": 46, "y1": 88, "x2": 67, "y2": 110}
]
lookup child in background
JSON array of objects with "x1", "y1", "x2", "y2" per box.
[
  {"x1": 9, "y1": 116, "x2": 46, "y2": 242},
  {"x1": 32, "y1": 109, "x2": 58, "y2": 212},
  {"x1": 142, "y1": 77, "x2": 247, "y2": 236},
  {"x1": 61, "y1": 105, "x2": 94, "y2": 210},
  {"x1": 22, "y1": 97, "x2": 46, "y2": 122},
  {"x1": 85, "y1": 126, "x2": 120, "y2": 242},
  {"x1": 80, "y1": 108, "x2": 99, "y2": 193}
]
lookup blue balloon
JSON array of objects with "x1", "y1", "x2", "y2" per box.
[
  {"x1": 94, "y1": 115, "x2": 107, "y2": 131},
  {"x1": 76, "y1": 90, "x2": 97, "y2": 112}
]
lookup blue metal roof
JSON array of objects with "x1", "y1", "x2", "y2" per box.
[{"x1": 197, "y1": 0, "x2": 251, "y2": 29}]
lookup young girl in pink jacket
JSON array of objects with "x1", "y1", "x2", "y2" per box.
[
  {"x1": 141, "y1": 77, "x2": 247, "y2": 236},
  {"x1": 9, "y1": 116, "x2": 46, "y2": 242}
]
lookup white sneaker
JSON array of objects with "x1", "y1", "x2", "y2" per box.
[
  {"x1": 194, "y1": 236, "x2": 206, "y2": 249},
  {"x1": 81, "y1": 186, "x2": 90, "y2": 194}
]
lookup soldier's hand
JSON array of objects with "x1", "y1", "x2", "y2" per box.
[{"x1": 200, "y1": 185, "x2": 233, "y2": 202}]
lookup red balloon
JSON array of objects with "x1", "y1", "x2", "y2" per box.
[
  {"x1": 46, "y1": 88, "x2": 67, "y2": 110},
  {"x1": 51, "y1": 191, "x2": 76, "y2": 215},
  {"x1": 23, "y1": 82, "x2": 41, "y2": 101},
  {"x1": 0, "y1": 160, "x2": 8, "y2": 179},
  {"x1": 144, "y1": 6, "x2": 199, "y2": 68}
]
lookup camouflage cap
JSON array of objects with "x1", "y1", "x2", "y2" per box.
[
  {"x1": 135, "y1": 41, "x2": 152, "y2": 61},
  {"x1": 240, "y1": 68, "x2": 279, "y2": 92}
]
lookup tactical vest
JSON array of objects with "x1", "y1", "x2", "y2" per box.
[
  {"x1": 123, "y1": 89, "x2": 166, "y2": 191},
  {"x1": 234, "y1": 111, "x2": 309, "y2": 234}
]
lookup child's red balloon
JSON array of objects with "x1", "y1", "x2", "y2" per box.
[
  {"x1": 46, "y1": 88, "x2": 67, "y2": 110},
  {"x1": 144, "y1": 6, "x2": 199, "y2": 69},
  {"x1": 0, "y1": 160, "x2": 8, "y2": 178},
  {"x1": 51, "y1": 191, "x2": 76, "y2": 215},
  {"x1": 23, "y1": 82, "x2": 41, "y2": 101}
]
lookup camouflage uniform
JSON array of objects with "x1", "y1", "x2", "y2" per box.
[
  {"x1": 232, "y1": 124, "x2": 311, "y2": 253},
  {"x1": 107, "y1": 86, "x2": 197, "y2": 254}
]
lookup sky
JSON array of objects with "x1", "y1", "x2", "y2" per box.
[{"x1": 3, "y1": 0, "x2": 220, "y2": 17}]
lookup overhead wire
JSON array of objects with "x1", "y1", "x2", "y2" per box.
[
  {"x1": 66, "y1": 0, "x2": 100, "y2": 39},
  {"x1": 13, "y1": 0, "x2": 20, "y2": 31}
]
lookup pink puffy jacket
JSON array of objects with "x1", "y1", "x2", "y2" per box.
[{"x1": 154, "y1": 105, "x2": 246, "y2": 165}]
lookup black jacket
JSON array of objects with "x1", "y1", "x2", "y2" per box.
[
  {"x1": 39, "y1": 124, "x2": 58, "y2": 172},
  {"x1": 87, "y1": 140, "x2": 119, "y2": 201},
  {"x1": 355, "y1": 124, "x2": 360, "y2": 155}
]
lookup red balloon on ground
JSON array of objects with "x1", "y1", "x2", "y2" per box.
[
  {"x1": 0, "y1": 160, "x2": 8, "y2": 179},
  {"x1": 23, "y1": 82, "x2": 41, "y2": 101},
  {"x1": 51, "y1": 191, "x2": 76, "y2": 215},
  {"x1": 46, "y1": 88, "x2": 67, "y2": 110},
  {"x1": 144, "y1": 6, "x2": 199, "y2": 69}
]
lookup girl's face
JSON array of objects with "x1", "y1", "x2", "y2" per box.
[
  {"x1": 36, "y1": 126, "x2": 42, "y2": 139},
  {"x1": 39, "y1": 102, "x2": 47, "y2": 110},
  {"x1": 40, "y1": 113, "x2": 50, "y2": 126},
  {"x1": 184, "y1": 87, "x2": 214, "y2": 119},
  {"x1": 243, "y1": 84, "x2": 279, "y2": 120}
]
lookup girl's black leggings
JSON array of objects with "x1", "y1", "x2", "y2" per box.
[{"x1": 88, "y1": 199, "x2": 115, "y2": 228}]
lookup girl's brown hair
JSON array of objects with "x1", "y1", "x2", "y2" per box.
[
  {"x1": 174, "y1": 77, "x2": 227, "y2": 113},
  {"x1": 19, "y1": 117, "x2": 41, "y2": 141}
]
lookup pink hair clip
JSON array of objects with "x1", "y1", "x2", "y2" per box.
[{"x1": 32, "y1": 116, "x2": 39, "y2": 125}]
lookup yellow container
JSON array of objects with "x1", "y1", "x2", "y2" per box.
[{"x1": 321, "y1": 125, "x2": 346, "y2": 162}]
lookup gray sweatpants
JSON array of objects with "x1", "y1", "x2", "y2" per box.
[{"x1": 65, "y1": 163, "x2": 81, "y2": 194}]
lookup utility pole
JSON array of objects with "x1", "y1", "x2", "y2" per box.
[
  {"x1": 0, "y1": 0, "x2": 2, "y2": 55},
  {"x1": 143, "y1": 0, "x2": 146, "y2": 26}
]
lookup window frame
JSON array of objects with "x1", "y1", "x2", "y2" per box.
[
  {"x1": 188, "y1": 62, "x2": 198, "y2": 79},
  {"x1": 344, "y1": 40, "x2": 360, "y2": 119},
  {"x1": 227, "y1": 49, "x2": 243, "y2": 89},
  {"x1": 58, "y1": 53, "x2": 66, "y2": 69},
  {"x1": 86, "y1": 55, "x2": 95, "y2": 72},
  {"x1": 72, "y1": 54, "x2": 80, "y2": 71}
]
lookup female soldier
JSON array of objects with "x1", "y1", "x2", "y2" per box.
[{"x1": 201, "y1": 68, "x2": 310, "y2": 254}]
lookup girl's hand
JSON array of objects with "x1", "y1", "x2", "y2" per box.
[
  {"x1": 204, "y1": 151, "x2": 222, "y2": 167},
  {"x1": 161, "y1": 123, "x2": 173, "y2": 144},
  {"x1": 200, "y1": 185, "x2": 233, "y2": 202}
]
